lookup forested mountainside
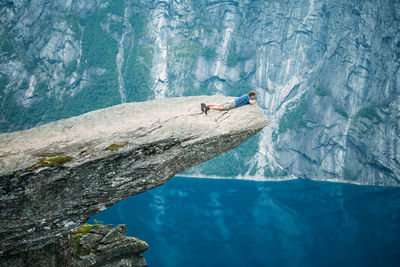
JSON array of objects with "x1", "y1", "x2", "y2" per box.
[{"x1": 1, "y1": 0, "x2": 399, "y2": 186}]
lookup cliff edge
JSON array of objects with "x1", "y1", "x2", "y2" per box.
[{"x1": 0, "y1": 95, "x2": 269, "y2": 263}]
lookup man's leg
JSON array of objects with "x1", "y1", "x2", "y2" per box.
[{"x1": 207, "y1": 104, "x2": 224, "y2": 110}]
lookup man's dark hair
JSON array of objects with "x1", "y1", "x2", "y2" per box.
[{"x1": 248, "y1": 91, "x2": 256, "y2": 97}]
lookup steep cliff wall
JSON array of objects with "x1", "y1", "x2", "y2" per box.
[
  {"x1": 0, "y1": 0, "x2": 399, "y2": 185},
  {"x1": 0, "y1": 95, "x2": 269, "y2": 261}
]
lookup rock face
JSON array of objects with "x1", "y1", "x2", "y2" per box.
[
  {"x1": 1, "y1": 0, "x2": 399, "y2": 186},
  {"x1": 0, "y1": 95, "x2": 269, "y2": 263},
  {"x1": 78, "y1": 224, "x2": 148, "y2": 267}
]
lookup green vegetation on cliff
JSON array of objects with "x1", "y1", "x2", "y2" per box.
[
  {"x1": 73, "y1": 222, "x2": 103, "y2": 259},
  {"x1": 335, "y1": 107, "x2": 349, "y2": 118},
  {"x1": 227, "y1": 42, "x2": 253, "y2": 67},
  {"x1": 0, "y1": 27, "x2": 15, "y2": 56},
  {"x1": 123, "y1": 15, "x2": 153, "y2": 103},
  {"x1": 355, "y1": 105, "x2": 383, "y2": 123},
  {"x1": 187, "y1": 133, "x2": 260, "y2": 177},
  {"x1": 315, "y1": 87, "x2": 329, "y2": 97},
  {"x1": 0, "y1": 2, "x2": 152, "y2": 132},
  {"x1": 39, "y1": 156, "x2": 73, "y2": 166},
  {"x1": 278, "y1": 94, "x2": 309, "y2": 134}
]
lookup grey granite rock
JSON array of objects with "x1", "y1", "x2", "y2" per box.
[
  {"x1": 78, "y1": 224, "x2": 148, "y2": 267},
  {"x1": 89, "y1": 224, "x2": 113, "y2": 236},
  {"x1": 100, "y1": 224, "x2": 126, "y2": 244},
  {"x1": 80, "y1": 233, "x2": 103, "y2": 251},
  {"x1": 0, "y1": 95, "x2": 269, "y2": 263}
]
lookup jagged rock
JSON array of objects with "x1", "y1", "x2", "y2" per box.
[
  {"x1": 95, "y1": 237, "x2": 148, "y2": 259},
  {"x1": 80, "y1": 233, "x2": 103, "y2": 251},
  {"x1": 89, "y1": 224, "x2": 113, "y2": 236},
  {"x1": 100, "y1": 224, "x2": 126, "y2": 244},
  {"x1": 0, "y1": 233, "x2": 78, "y2": 267},
  {"x1": 0, "y1": 95, "x2": 269, "y2": 263},
  {"x1": 77, "y1": 224, "x2": 148, "y2": 267}
]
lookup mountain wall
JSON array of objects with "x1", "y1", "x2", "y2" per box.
[
  {"x1": 0, "y1": 0, "x2": 399, "y2": 185},
  {"x1": 0, "y1": 95, "x2": 269, "y2": 265}
]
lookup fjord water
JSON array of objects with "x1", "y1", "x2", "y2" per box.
[{"x1": 89, "y1": 177, "x2": 400, "y2": 267}]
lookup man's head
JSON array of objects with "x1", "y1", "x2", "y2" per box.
[{"x1": 248, "y1": 91, "x2": 256, "y2": 99}]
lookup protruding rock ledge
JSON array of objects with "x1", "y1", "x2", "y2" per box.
[{"x1": 0, "y1": 95, "x2": 269, "y2": 259}]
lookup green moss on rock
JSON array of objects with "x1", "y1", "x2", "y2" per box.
[
  {"x1": 39, "y1": 156, "x2": 73, "y2": 166},
  {"x1": 106, "y1": 141, "x2": 130, "y2": 151},
  {"x1": 72, "y1": 222, "x2": 102, "y2": 259}
]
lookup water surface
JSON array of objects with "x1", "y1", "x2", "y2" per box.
[{"x1": 89, "y1": 177, "x2": 400, "y2": 267}]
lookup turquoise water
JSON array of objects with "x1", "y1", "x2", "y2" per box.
[{"x1": 89, "y1": 177, "x2": 400, "y2": 267}]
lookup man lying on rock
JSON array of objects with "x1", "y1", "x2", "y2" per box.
[{"x1": 201, "y1": 91, "x2": 257, "y2": 115}]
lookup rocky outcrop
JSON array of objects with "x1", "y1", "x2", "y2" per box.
[
  {"x1": 77, "y1": 224, "x2": 148, "y2": 267},
  {"x1": 0, "y1": 223, "x2": 148, "y2": 267},
  {"x1": 1, "y1": 0, "x2": 399, "y2": 186},
  {"x1": 0, "y1": 233, "x2": 77, "y2": 267},
  {"x1": 0, "y1": 95, "x2": 269, "y2": 264}
]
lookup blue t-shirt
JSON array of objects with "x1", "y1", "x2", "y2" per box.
[{"x1": 234, "y1": 95, "x2": 251, "y2": 107}]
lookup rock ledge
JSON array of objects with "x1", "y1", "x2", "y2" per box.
[{"x1": 0, "y1": 95, "x2": 269, "y2": 262}]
